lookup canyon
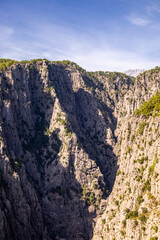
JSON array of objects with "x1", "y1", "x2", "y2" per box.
[{"x1": 0, "y1": 59, "x2": 159, "y2": 240}]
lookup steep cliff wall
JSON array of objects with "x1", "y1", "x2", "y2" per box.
[
  {"x1": 0, "y1": 60, "x2": 159, "y2": 240},
  {"x1": 93, "y1": 69, "x2": 160, "y2": 240}
]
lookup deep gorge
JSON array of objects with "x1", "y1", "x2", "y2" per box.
[{"x1": 0, "y1": 59, "x2": 160, "y2": 240}]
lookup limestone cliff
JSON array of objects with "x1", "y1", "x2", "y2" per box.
[
  {"x1": 0, "y1": 59, "x2": 159, "y2": 240},
  {"x1": 93, "y1": 68, "x2": 160, "y2": 240}
]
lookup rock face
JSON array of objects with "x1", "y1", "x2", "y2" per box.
[
  {"x1": 0, "y1": 60, "x2": 159, "y2": 240},
  {"x1": 123, "y1": 69, "x2": 146, "y2": 77}
]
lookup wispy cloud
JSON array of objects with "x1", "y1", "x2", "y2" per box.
[
  {"x1": 0, "y1": 19, "x2": 159, "y2": 72},
  {"x1": 146, "y1": 2, "x2": 160, "y2": 15},
  {"x1": 0, "y1": 0, "x2": 160, "y2": 71},
  {"x1": 127, "y1": 15, "x2": 150, "y2": 27}
]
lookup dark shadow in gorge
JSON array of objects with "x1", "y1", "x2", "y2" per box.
[
  {"x1": 0, "y1": 64, "x2": 53, "y2": 239},
  {"x1": 43, "y1": 148, "x2": 96, "y2": 240},
  {"x1": 0, "y1": 64, "x2": 96, "y2": 240},
  {"x1": 0, "y1": 63, "x2": 118, "y2": 240},
  {"x1": 50, "y1": 65, "x2": 118, "y2": 194},
  {"x1": 74, "y1": 89, "x2": 118, "y2": 192},
  {"x1": 47, "y1": 65, "x2": 119, "y2": 239}
]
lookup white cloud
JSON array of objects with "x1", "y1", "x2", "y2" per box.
[
  {"x1": 0, "y1": 22, "x2": 159, "y2": 72},
  {"x1": 127, "y1": 15, "x2": 150, "y2": 27}
]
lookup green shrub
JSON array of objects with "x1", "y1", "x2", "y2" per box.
[
  {"x1": 142, "y1": 179, "x2": 151, "y2": 192},
  {"x1": 89, "y1": 192, "x2": 95, "y2": 205},
  {"x1": 102, "y1": 219, "x2": 106, "y2": 224},
  {"x1": 107, "y1": 224, "x2": 109, "y2": 232},
  {"x1": 152, "y1": 225, "x2": 158, "y2": 233},
  {"x1": 116, "y1": 169, "x2": 121, "y2": 176},
  {"x1": 142, "y1": 208, "x2": 148, "y2": 214},
  {"x1": 137, "y1": 195, "x2": 144, "y2": 204},
  {"x1": 137, "y1": 121, "x2": 147, "y2": 135},
  {"x1": 0, "y1": 59, "x2": 18, "y2": 72},
  {"x1": 148, "y1": 139, "x2": 154, "y2": 146},
  {"x1": 122, "y1": 220, "x2": 126, "y2": 228},
  {"x1": 115, "y1": 200, "x2": 119, "y2": 206},
  {"x1": 131, "y1": 134, "x2": 135, "y2": 142},
  {"x1": 126, "y1": 210, "x2": 138, "y2": 219},
  {"x1": 138, "y1": 156, "x2": 148, "y2": 164},
  {"x1": 92, "y1": 182, "x2": 97, "y2": 189},
  {"x1": 0, "y1": 58, "x2": 49, "y2": 72},
  {"x1": 139, "y1": 214, "x2": 147, "y2": 223},
  {"x1": 126, "y1": 146, "x2": 132, "y2": 153},
  {"x1": 149, "y1": 159, "x2": 156, "y2": 174},
  {"x1": 135, "y1": 92, "x2": 160, "y2": 117},
  {"x1": 120, "y1": 230, "x2": 126, "y2": 236},
  {"x1": 134, "y1": 220, "x2": 138, "y2": 226}
]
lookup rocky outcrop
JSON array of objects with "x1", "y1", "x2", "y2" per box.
[{"x1": 0, "y1": 60, "x2": 159, "y2": 240}]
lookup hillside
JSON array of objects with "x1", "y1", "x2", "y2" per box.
[{"x1": 0, "y1": 59, "x2": 159, "y2": 240}]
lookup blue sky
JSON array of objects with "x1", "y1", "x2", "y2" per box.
[{"x1": 0, "y1": 0, "x2": 160, "y2": 71}]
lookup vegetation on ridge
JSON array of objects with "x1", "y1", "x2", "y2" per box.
[
  {"x1": 0, "y1": 58, "x2": 46, "y2": 72},
  {"x1": 135, "y1": 92, "x2": 160, "y2": 117},
  {"x1": 0, "y1": 58, "x2": 86, "y2": 73},
  {"x1": 0, "y1": 59, "x2": 18, "y2": 72},
  {"x1": 0, "y1": 58, "x2": 134, "y2": 84}
]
